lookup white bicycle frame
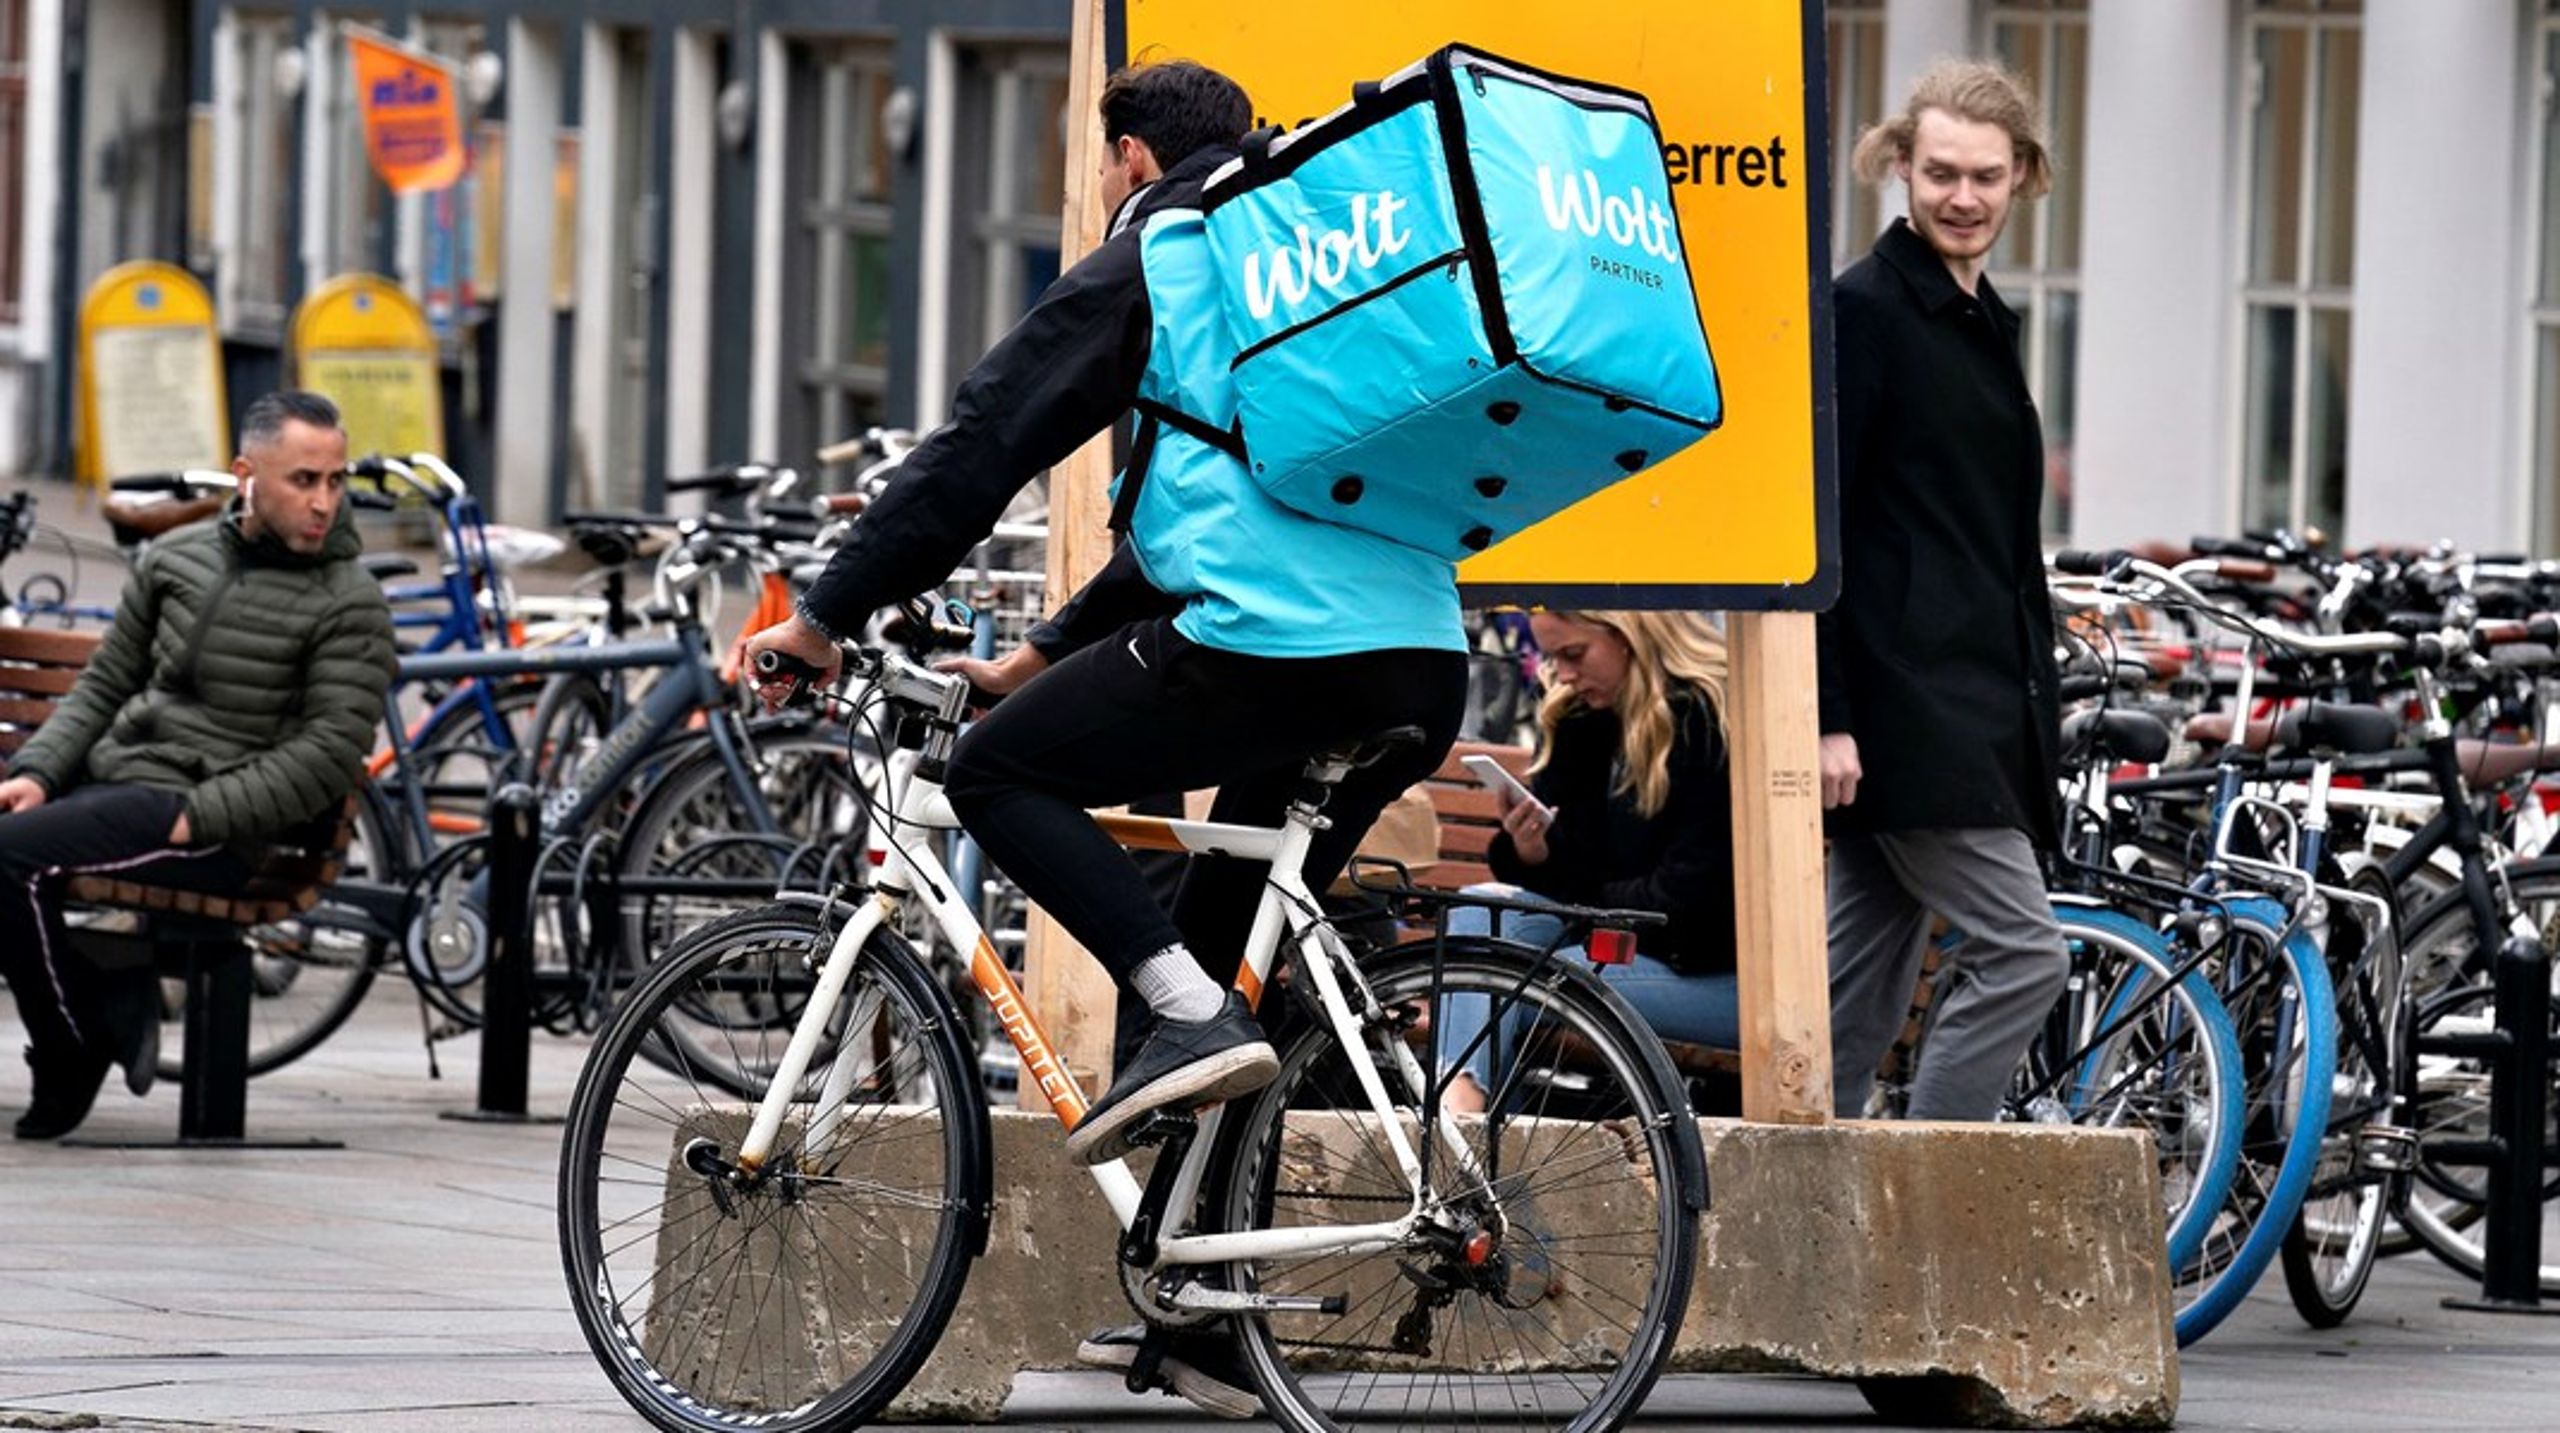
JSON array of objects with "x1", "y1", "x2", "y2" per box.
[{"x1": 725, "y1": 710, "x2": 1490, "y2": 1282}]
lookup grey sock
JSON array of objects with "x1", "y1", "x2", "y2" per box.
[{"x1": 1130, "y1": 944, "x2": 1224, "y2": 1024}]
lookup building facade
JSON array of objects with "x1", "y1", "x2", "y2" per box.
[{"x1": 2, "y1": 0, "x2": 2556, "y2": 555}]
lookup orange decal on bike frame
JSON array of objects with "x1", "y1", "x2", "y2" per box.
[
  {"x1": 970, "y1": 934, "x2": 1090, "y2": 1126},
  {"x1": 1094, "y1": 813, "x2": 1186, "y2": 853}
]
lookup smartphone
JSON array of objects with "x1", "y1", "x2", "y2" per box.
[{"x1": 1461, "y1": 754, "x2": 1552, "y2": 821}]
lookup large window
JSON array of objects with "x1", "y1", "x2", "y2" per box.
[
  {"x1": 2237, "y1": 0, "x2": 2361, "y2": 541},
  {"x1": 785, "y1": 39, "x2": 895, "y2": 461},
  {"x1": 1983, "y1": 0, "x2": 2087, "y2": 541},
  {"x1": 0, "y1": 0, "x2": 26, "y2": 326},
  {"x1": 942, "y1": 42, "x2": 1067, "y2": 384},
  {"x1": 1825, "y1": 0, "x2": 1885, "y2": 272},
  {"x1": 2534, "y1": 3, "x2": 2560, "y2": 558},
  {"x1": 217, "y1": 10, "x2": 299, "y2": 329}
]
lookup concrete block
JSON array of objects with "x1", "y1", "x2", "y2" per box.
[{"x1": 646, "y1": 1109, "x2": 2175, "y2": 1426}]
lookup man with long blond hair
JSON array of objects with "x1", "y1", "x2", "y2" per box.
[{"x1": 1817, "y1": 59, "x2": 2068, "y2": 1122}]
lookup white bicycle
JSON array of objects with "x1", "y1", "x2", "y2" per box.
[{"x1": 557, "y1": 632, "x2": 1707, "y2": 1431}]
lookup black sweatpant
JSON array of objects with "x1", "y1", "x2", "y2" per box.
[
  {"x1": 943, "y1": 618, "x2": 1465, "y2": 1034},
  {"x1": 0, "y1": 784, "x2": 249, "y2": 1059}
]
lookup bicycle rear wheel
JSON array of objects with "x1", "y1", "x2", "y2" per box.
[
  {"x1": 1215, "y1": 935, "x2": 1703, "y2": 1433},
  {"x1": 2393, "y1": 861, "x2": 2560, "y2": 1294},
  {"x1": 153, "y1": 781, "x2": 398, "y2": 1079},
  {"x1": 558, "y1": 905, "x2": 987, "y2": 1431}
]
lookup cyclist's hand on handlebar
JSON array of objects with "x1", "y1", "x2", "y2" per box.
[
  {"x1": 932, "y1": 643, "x2": 1049, "y2": 711},
  {"x1": 743, "y1": 614, "x2": 844, "y2": 711}
]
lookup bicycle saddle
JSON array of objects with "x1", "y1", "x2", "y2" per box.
[
  {"x1": 2452, "y1": 739, "x2": 2560, "y2": 784},
  {"x1": 361, "y1": 554, "x2": 421, "y2": 582},
  {"x1": 2273, "y1": 701, "x2": 2399, "y2": 756},
  {"x1": 101, "y1": 492, "x2": 226, "y2": 544},
  {"x1": 1327, "y1": 724, "x2": 1430, "y2": 769},
  {"x1": 2060, "y1": 708, "x2": 2173, "y2": 767}
]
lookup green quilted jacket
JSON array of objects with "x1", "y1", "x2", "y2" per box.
[{"x1": 8, "y1": 501, "x2": 397, "y2": 845}]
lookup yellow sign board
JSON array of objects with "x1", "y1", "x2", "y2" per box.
[
  {"x1": 1118, "y1": 0, "x2": 1836, "y2": 608},
  {"x1": 75, "y1": 261, "x2": 230, "y2": 485},
  {"x1": 289, "y1": 274, "x2": 447, "y2": 461}
]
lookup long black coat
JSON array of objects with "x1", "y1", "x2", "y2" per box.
[{"x1": 1816, "y1": 218, "x2": 2060, "y2": 850}]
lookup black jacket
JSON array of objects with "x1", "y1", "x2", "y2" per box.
[
  {"x1": 1817, "y1": 218, "x2": 2061, "y2": 849},
  {"x1": 797, "y1": 148, "x2": 1233, "y2": 646},
  {"x1": 1488, "y1": 684, "x2": 1735, "y2": 976}
]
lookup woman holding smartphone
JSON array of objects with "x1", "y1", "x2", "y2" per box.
[{"x1": 1437, "y1": 608, "x2": 1738, "y2": 1116}]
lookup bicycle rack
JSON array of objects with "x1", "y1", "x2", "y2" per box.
[
  {"x1": 2417, "y1": 932, "x2": 2560, "y2": 1315},
  {"x1": 443, "y1": 783, "x2": 554, "y2": 1124}
]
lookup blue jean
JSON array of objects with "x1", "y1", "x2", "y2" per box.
[{"x1": 1430, "y1": 884, "x2": 1738, "y2": 1101}]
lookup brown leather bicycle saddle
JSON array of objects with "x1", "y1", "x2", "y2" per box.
[{"x1": 102, "y1": 492, "x2": 227, "y2": 544}]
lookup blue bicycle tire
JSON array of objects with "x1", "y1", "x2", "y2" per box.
[{"x1": 2172, "y1": 897, "x2": 2335, "y2": 1346}]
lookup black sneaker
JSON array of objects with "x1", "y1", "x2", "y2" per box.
[
  {"x1": 1075, "y1": 1322, "x2": 1260, "y2": 1420},
  {"x1": 14, "y1": 1043, "x2": 112, "y2": 1141},
  {"x1": 1064, "y1": 992, "x2": 1276, "y2": 1167}
]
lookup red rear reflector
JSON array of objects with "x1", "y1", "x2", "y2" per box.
[
  {"x1": 1589, "y1": 928, "x2": 1636, "y2": 966},
  {"x1": 1462, "y1": 1229, "x2": 1497, "y2": 1266}
]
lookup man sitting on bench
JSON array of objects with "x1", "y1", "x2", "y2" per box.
[{"x1": 0, "y1": 390, "x2": 396, "y2": 1139}]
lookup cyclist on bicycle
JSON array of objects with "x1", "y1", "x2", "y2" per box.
[{"x1": 747, "y1": 59, "x2": 1466, "y2": 1168}]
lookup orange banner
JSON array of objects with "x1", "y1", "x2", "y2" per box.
[{"x1": 347, "y1": 27, "x2": 465, "y2": 194}]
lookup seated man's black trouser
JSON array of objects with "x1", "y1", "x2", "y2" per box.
[
  {"x1": 944, "y1": 616, "x2": 1465, "y2": 1052},
  {"x1": 0, "y1": 784, "x2": 253, "y2": 1059}
]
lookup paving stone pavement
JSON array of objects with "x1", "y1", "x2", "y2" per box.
[{"x1": 0, "y1": 989, "x2": 2554, "y2": 1433}]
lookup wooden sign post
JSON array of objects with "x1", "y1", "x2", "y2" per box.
[
  {"x1": 1018, "y1": 0, "x2": 1124, "y2": 1109},
  {"x1": 75, "y1": 261, "x2": 230, "y2": 486}
]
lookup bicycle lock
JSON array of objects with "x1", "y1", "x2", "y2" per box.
[{"x1": 2418, "y1": 932, "x2": 2559, "y2": 1315}]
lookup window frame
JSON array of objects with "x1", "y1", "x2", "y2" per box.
[
  {"x1": 0, "y1": 0, "x2": 28, "y2": 327},
  {"x1": 786, "y1": 35, "x2": 897, "y2": 464},
  {"x1": 2229, "y1": 0, "x2": 2364, "y2": 540},
  {"x1": 2529, "y1": 4, "x2": 2560, "y2": 557},
  {"x1": 937, "y1": 39, "x2": 1069, "y2": 395},
  {"x1": 214, "y1": 7, "x2": 300, "y2": 335},
  {"x1": 1824, "y1": 0, "x2": 1885, "y2": 273},
  {"x1": 1980, "y1": 0, "x2": 2088, "y2": 541}
]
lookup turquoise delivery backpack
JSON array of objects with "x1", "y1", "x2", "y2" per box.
[{"x1": 1201, "y1": 44, "x2": 1722, "y2": 561}]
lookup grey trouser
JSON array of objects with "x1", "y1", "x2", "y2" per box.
[{"x1": 1827, "y1": 827, "x2": 2069, "y2": 1121}]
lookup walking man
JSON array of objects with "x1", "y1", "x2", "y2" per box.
[{"x1": 1819, "y1": 60, "x2": 2069, "y2": 1121}]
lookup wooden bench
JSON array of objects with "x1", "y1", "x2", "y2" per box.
[
  {"x1": 1406, "y1": 740, "x2": 1741, "y2": 1113},
  {"x1": 0, "y1": 625, "x2": 354, "y2": 1145}
]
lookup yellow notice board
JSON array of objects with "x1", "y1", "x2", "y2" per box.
[
  {"x1": 76, "y1": 262, "x2": 230, "y2": 485},
  {"x1": 290, "y1": 274, "x2": 446, "y2": 461},
  {"x1": 1117, "y1": 0, "x2": 1836, "y2": 608}
]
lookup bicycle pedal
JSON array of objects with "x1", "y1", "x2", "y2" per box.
[
  {"x1": 1125, "y1": 1109, "x2": 1199, "y2": 1151},
  {"x1": 1122, "y1": 1338, "x2": 1170, "y2": 1397},
  {"x1": 2355, "y1": 1123, "x2": 2418, "y2": 1175}
]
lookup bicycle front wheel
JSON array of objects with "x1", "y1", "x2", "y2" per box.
[
  {"x1": 2278, "y1": 856, "x2": 2407, "y2": 1328},
  {"x1": 1216, "y1": 936, "x2": 1703, "y2": 1433},
  {"x1": 2172, "y1": 899, "x2": 2336, "y2": 1346},
  {"x1": 559, "y1": 905, "x2": 987, "y2": 1432}
]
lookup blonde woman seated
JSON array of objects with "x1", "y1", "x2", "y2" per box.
[{"x1": 1437, "y1": 609, "x2": 1738, "y2": 1115}]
